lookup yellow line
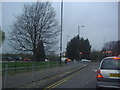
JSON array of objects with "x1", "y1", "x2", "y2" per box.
[
  {"x1": 50, "y1": 71, "x2": 81, "y2": 89},
  {"x1": 46, "y1": 69, "x2": 77, "y2": 89},
  {"x1": 47, "y1": 78, "x2": 70, "y2": 90},
  {"x1": 47, "y1": 76, "x2": 69, "y2": 88},
  {"x1": 46, "y1": 67, "x2": 86, "y2": 89},
  {"x1": 51, "y1": 78, "x2": 68, "y2": 89}
]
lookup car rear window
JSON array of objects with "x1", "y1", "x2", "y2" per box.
[{"x1": 101, "y1": 58, "x2": 120, "y2": 70}]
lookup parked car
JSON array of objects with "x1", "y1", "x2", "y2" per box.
[
  {"x1": 23, "y1": 58, "x2": 30, "y2": 62},
  {"x1": 96, "y1": 56, "x2": 120, "y2": 89},
  {"x1": 45, "y1": 59, "x2": 49, "y2": 62},
  {"x1": 81, "y1": 59, "x2": 91, "y2": 63},
  {"x1": 61, "y1": 57, "x2": 67, "y2": 62},
  {"x1": 13, "y1": 57, "x2": 23, "y2": 61},
  {"x1": 2, "y1": 57, "x2": 13, "y2": 61},
  {"x1": 15, "y1": 57, "x2": 22, "y2": 60}
]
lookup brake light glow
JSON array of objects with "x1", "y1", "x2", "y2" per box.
[
  {"x1": 97, "y1": 70, "x2": 103, "y2": 78},
  {"x1": 112, "y1": 57, "x2": 120, "y2": 60},
  {"x1": 97, "y1": 75, "x2": 103, "y2": 78}
]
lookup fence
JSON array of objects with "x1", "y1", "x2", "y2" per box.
[{"x1": 2, "y1": 61, "x2": 85, "y2": 88}]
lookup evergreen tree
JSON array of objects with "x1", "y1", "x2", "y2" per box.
[
  {"x1": 66, "y1": 35, "x2": 80, "y2": 60},
  {"x1": 66, "y1": 35, "x2": 91, "y2": 60},
  {"x1": 81, "y1": 39, "x2": 91, "y2": 59}
]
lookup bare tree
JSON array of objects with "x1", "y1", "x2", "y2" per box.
[
  {"x1": 0, "y1": 26, "x2": 5, "y2": 47},
  {"x1": 102, "y1": 41, "x2": 120, "y2": 56},
  {"x1": 9, "y1": 2, "x2": 60, "y2": 61}
]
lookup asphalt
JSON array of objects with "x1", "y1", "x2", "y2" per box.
[{"x1": 45, "y1": 62, "x2": 99, "y2": 88}]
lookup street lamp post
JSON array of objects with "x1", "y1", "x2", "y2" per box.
[
  {"x1": 60, "y1": 0, "x2": 63, "y2": 65},
  {"x1": 78, "y1": 26, "x2": 84, "y2": 37},
  {"x1": 67, "y1": 36, "x2": 69, "y2": 44},
  {"x1": 78, "y1": 26, "x2": 84, "y2": 61}
]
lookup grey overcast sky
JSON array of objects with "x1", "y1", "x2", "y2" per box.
[{"x1": 0, "y1": 1, "x2": 118, "y2": 53}]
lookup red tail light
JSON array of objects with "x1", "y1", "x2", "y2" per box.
[
  {"x1": 97, "y1": 70, "x2": 103, "y2": 78},
  {"x1": 97, "y1": 75, "x2": 103, "y2": 78}
]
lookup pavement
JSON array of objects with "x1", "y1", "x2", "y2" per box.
[{"x1": 2, "y1": 61, "x2": 89, "y2": 88}]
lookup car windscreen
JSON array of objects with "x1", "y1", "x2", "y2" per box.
[{"x1": 101, "y1": 58, "x2": 120, "y2": 70}]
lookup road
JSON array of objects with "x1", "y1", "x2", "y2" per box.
[{"x1": 46, "y1": 62, "x2": 99, "y2": 88}]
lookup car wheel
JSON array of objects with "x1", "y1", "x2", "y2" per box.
[{"x1": 96, "y1": 85, "x2": 103, "y2": 90}]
